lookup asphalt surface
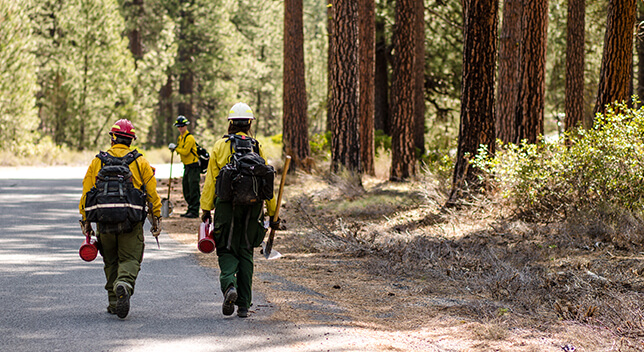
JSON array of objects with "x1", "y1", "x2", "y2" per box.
[{"x1": 0, "y1": 169, "x2": 383, "y2": 352}]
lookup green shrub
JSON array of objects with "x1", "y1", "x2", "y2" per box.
[
  {"x1": 270, "y1": 133, "x2": 283, "y2": 145},
  {"x1": 310, "y1": 131, "x2": 331, "y2": 159},
  {"x1": 475, "y1": 102, "x2": 644, "y2": 221},
  {"x1": 374, "y1": 129, "x2": 391, "y2": 156}
]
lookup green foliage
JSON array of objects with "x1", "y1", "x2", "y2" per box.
[
  {"x1": 0, "y1": 0, "x2": 39, "y2": 148},
  {"x1": 374, "y1": 129, "x2": 391, "y2": 155},
  {"x1": 270, "y1": 133, "x2": 283, "y2": 146},
  {"x1": 33, "y1": 0, "x2": 136, "y2": 149},
  {"x1": 475, "y1": 102, "x2": 644, "y2": 221},
  {"x1": 309, "y1": 131, "x2": 331, "y2": 159}
]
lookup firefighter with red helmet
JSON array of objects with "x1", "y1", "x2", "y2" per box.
[{"x1": 79, "y1": 119, "x2": 162, "y2": 319}]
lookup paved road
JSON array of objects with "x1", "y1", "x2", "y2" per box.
[{"x1": 0, "y1": 173, "x2": 386, "y2": 352}]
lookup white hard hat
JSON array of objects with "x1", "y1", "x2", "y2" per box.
[{"x1": 228, "y1": 102, "x2": 255, "y2": 120}]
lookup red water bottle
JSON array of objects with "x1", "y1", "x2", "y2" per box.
[{"x1": 198, "y1": 219, "x2": 215, "y2": 253}]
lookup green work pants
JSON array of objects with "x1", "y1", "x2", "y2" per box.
[
  {"x1": 212, "y1": 199, "x2": 267, "y2": 308},
  {"x1": 98, "y1": 222, "x2": 144, "y2": 308},
  {"x1": 183, "y1": 164, "x2": 201, "y2": 215},
  {"x1": 218, "y1": 247, "x2": 254, "y2": 308}
]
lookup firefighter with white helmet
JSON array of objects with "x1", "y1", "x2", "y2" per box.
[
  {"x1": 228, "y1": 102, "x2": 256, "y2": 121},
  {"x1": 200, "y1": 103, "x2": 278, "y2": 318}
]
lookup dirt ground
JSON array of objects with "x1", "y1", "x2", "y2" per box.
[{"x1": 160, "y1": 170, "x2": 644, "y2": 352}]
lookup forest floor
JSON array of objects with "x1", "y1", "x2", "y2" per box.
[{"x1": 161, "y1": 167, "x2": 644, "y2": 352}]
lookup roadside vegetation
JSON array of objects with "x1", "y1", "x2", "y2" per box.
[{"x1": 254, "y1": 104, "x2": 644, "y2": 351}]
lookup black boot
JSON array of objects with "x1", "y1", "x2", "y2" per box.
[
  {"x1": 115, "y1": 284, "x2": 130, "y2": 319},
  {"x1": 222, "y1": 286, "x2": 237, "y2": 316},
  {"x1": 237, "y1": 306, "x2": 248, "y2": 318}
]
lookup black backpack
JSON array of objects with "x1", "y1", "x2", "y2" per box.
[
  {"x1": 187, "y1": 132, "x2": 210, "y2": 174},
  {"x1": 84, "y1": 151, "x2": 148, "y2": 234},
  {"x1": 215, "y1": 134, "x2": 275, "y2": 205}
]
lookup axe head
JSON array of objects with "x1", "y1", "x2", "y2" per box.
[{"x1": 261, "y1": 241, "x2": 282, "y2": 260}]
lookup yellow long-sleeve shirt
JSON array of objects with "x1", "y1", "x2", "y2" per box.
[
  {"x1": 200, "y1": 132, "x2": 277, "y2": 217},
  {"x1": 79, "y1": 144, "x2": 162, "y2": 220},
  {"x1": 176, "y1": 130, "x2": 199, "y2": 165}
]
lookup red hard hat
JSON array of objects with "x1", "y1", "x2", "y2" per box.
[{"x1": 109, "y1": 119, "x2": 136, "y2": 140}]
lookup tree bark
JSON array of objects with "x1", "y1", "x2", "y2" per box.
[
  {"x1": 450, "y1": 0, "x2": 498, "y2": 202},
  {"x1": 593, "y1": 0, "x2": 636, "y2": 116},
  {"x1": 330, "y1": 0, "x2": 361, "y2": 173},
  {"x1": 177, "y1": 0, "x2": 195, "y2": 125},
  {"x1": 359, "y1": 0, "x2": 376, "y2": 175},
  {"x1": 374, "y1": 15, "x2": 390, "y2": 134},
  {"x1": 565, "y1": 0, "x2": 585, "y2": 132},
  {"x1": 326, "y1": 0, "x2": 334, "y2": 133},
  {"x1": 514, "y1": 0, "x2": 548, "y2": 144},
  {"x1": 496, "y1": 0, "x2": 521, "y2": 143},
  {"x1": 638, "y1": 2, "x2": 644, "y2": 102},
  {"x1": 413, "y1": 0, "x2": 425, "y2": 158},
  {"x1": 122, "y1": 0, "x2": 144, "y2": 62},
  {"x1": 390, "y1": 0, "x2": 416, "y2": 181},
  {"x1": 156, "y1": 74, "x2": 173, "y2": 146},
  {"x1": 283, "y1": 0, "x2": 311, "y2": 172}
]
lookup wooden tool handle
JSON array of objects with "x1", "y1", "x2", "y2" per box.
[{"x1": 272, "y1": 155, "x2": 291, "y2": 222}]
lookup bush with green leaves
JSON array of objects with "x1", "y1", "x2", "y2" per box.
[
  {"x1": 474, "y1": 102, "x2": 644, "y2": 222},
  {"x1": 309, "y1": 131, "x2": 331, "y2": 160}
]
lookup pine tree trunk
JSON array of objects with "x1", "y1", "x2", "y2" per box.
[
  {"x1": 157, "y1": 74, "x2": 173, "y2": 146},
  {"x1": 565, "y1": 0, "x2": 585, "y2": 132},
  {"x1": 283, "y1": 0, "x2": 310, "y2": 173},
  {"x1": 326, "y1": 0, "x2": 334, "y2": 133},
  {"x1": 514, "y1": 0, "x2": 548, "y2": 144},
  {"x1": 496, "y1": 0, "x2": 521, "y2": 143},
  {"x1": 390, "y1": 0, "x2": 416, "y2": 181},
  {"x1": 330, "y1": 0, "x2": 361, "y2": 173},
  {"x1": 359, "y1": 0, "x2": 376, "y2": 175},
  {"x1": 450, "y1": 0, "x2": 498, "y2": 202},
  {"x1": 177, "y1": 2, "x2": 194, "y2": 125},
  {"x1": 413, "y1": 0, "x2": 425, "y2": 158},
  {"x1": 638, "y1": 3, "x2": 644, "y2": 102},
  {"x1": 593, "y1": 0, "x2": 636, "y2": 116},
  {"x1": 122, "y1": 0, "x2": 144, "y2": 62},
  {"x1": 374, "y1": 16, "x2": 390, "y2": 134}
]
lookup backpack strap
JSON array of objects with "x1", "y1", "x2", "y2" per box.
[
  {"x1": 96, "y1": 151, "x2": 113, "y2": 166},
  {"x1": 225, "y1": 134, "x2": 255, "y2": 154},
  {"x1": 223, "y1": 134, "x2": 236, "y2": 158},
  {"x1": 121, "y1": 150, "x2": 142, "y2": 165},
  {"x1": 96, "y1": 150, "x2": 141, "y2": 166}
]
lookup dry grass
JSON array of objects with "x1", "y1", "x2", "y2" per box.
[{"x1": 163, "y1": 159, "x2": 644, "y2": 351}]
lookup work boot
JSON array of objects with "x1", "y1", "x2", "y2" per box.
[
  {"x1": 222, "y1": 286, "x2": 237, "y2": 316},
  {"x1": 115, "y1": 284, "x2": 130, "y2": 319},
  {"x1": 107, "y1": 306, "x2": 117, "y2": 315},
  {"x1": 181, "y1": 212, "x2": 198, "y2": 218},
  {"x1": 237, "y1": 306, "x2": 248, "y2": 318}
]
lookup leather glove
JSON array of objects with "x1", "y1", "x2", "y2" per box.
[
  {"x1": 202, "y1": 210, "x2": 212, "y2": 224},
  {"x1": 81, "y1": 220, "x2": 95, "y2": 237},
  {"x1": 151, "y1": 216, "x2": 162, "y2": 237},
  {"x1": 269, "y1": 217, "x2": 281, "y2": 230},
  {"x1": 168, "y1": 143, "x2": 177, "y2": 151}
]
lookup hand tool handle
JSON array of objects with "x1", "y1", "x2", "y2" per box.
[{"x1": 264, "y1": 155, "x2": 291, "y2": 257}]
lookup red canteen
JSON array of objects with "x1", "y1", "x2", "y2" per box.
[
  {"x1": 198, "y1": 220, "x2": 215, "y2": 253},
  {"x1": 79, "y1": 235, "x2": 98, "y2": 262}
]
